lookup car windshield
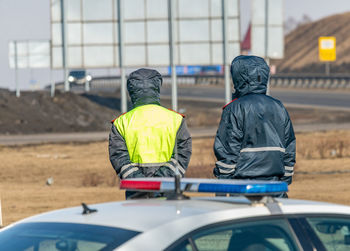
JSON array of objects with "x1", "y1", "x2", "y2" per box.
[
  {"x1": 306, "y1": 217, "x2": 350, "y2": 251},
  {"x1": 69, "y1": 70, "x2": 85, "y2": 79},
  {"x1": 0, "y1": 222, "x2": 140, "y2": 251}
]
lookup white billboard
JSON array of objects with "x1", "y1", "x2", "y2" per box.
[
  {"x1": 251, "y1": 0, "x2": 284, "y2": 59},
  {"x1": 9, "y1": 40, "x2": 51, "y2": 69},
  {"x1": 51, "y1": 0, "x2": 240, "y2": 68}
]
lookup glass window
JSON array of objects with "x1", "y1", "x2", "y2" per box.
[
  {"x1": 16, "y1": 56, "x2": 28, "y2": 68},
  {"x1": 0, "y1": 222, "x2": 140, "y2": 251},
  {"x1": 51, "y1": 0, "x2": 61, "y2": 22},
  {"x1": 211, "y1": 20, "x2": 223, "y2": 42},
  {"x1": 124, "y1": 0, "x2": 145, "y2": 20},
  {"x1": 125, "y1": 22, "x2": 145, "y2": 44},
  {"x1": 168, "y1": 219, "x2": 299, "y2": 251},
  {"x1": 16, "y1": 42, "x2": 28, "y2": 56},
  {"x1": 125, "y1": 45, "x2": 146, "y2": 66},
  {"x1": 146, "y1": 0, "x2": 168, "y2": 18},
  {"x1": 147, "y1": 45, "x2": 169, "y2": 66},
  {"x1": 67, "y1": 0, "x2": 81, "y2": 21},
  {"x1": 179, "y1": 20, "x2": 209, "y2": 42},
  {"x1": 227, "y1": 0, "x2": 239, "y2": 17},
  {"x1": 52, "y1": 47, "x2": 63, "y2": 68},
  {"x1": 179, "y1": 44, "x2": 210, "y2": 65},
  {"x1": 83, "y1": 23, "x2": 114, "y2": 44},
  {"x1": 29, "y1": 55, "x2": 51, "y2": 68},
  {"x1": 147, "y1": 21, "x2": 169, "y2": 43},
  {"x1": 84, "y1": 46, "x2": 114, "y2": 67},
  {"x1": 306, "y1": 217, "x2": 350, "y2": 251},
  {"x1": 28, "y1": 42, "x2": 50, "y2": 55},
  {"x1": 83, "y1": 0, "x2": 113, "y2": 21},
  {"x1": 67, "y1": 46, "x2": 82, "y2": 68},
  {"x1": 210, "y1": 0, "x2": 222, "y2": 18},
  {"x1": 67, "y1": 23, "x2": 82, "y2": 45},
  {"x1": 51, "y1": 23, "x2": 63, "y2": 46},
  {"x1": 178, "y1": 0, "x2": 209, "y2": 18},
  {"x1": 211, "y1": 43, "x2": 223, "y2": 65}
]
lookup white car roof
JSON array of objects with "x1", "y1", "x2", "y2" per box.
[{"x1": 14, "y1": 196, "x2": 350, "y2": 233}]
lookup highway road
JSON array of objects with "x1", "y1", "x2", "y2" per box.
[
  {"x1": 1, "y1": 86, "x2": 349, "y2": 145},
  {"x1": 161, "y1": 86, "x2": 350, "y2": 110}
]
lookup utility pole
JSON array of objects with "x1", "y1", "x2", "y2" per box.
[
  {"x1": 264, "y1": 0, "x2": 270, "y2": 96},
  {"x1": 14, "y1": 41, "x2": 20, "y2": 97},
  {"x1": 60, "y1": 0, "x2": 69, "y2": 92},
  {"x1": 168, "y1": 0, "x2": 178, "y2": 111},
  {"x1": 117, "y1": 0, "x2": 127, "y2": 113},
  {"x1": 222, "y1": 0, "x2": 230, "y2": 104}
]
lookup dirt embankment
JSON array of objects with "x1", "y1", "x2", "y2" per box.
[
  {"x1": 273, "y1": 11, "x2": 350, "y2": 74},
  {"x1": 0, "y1": 89, "x2": 117, "y2": 135},
  {"x1": 0, "y1": 89, "x2": 223, "y2": 135}
]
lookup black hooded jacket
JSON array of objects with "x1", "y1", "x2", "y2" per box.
[
  {"x1": 109, "y1": 69, "x2": 192, "y2": 180},
  {"x1": 214, "y1": 56, "x2": 296, "y2": 184}
]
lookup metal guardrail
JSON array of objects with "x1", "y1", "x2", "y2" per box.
[
  {"x1": 270, "y1": 75, "x2": 350, "y2": 89},
  {"x1": 54, "y1": 74, "x2": 350, "y2": 91}
]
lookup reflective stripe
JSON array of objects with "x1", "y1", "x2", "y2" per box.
[
  {"x1": 219, "y1": 167, "x2": 236, "y2": 174},
  {"x1": 284, "y1": 172, "x2": 294, "y2": 177},
  {"x1": 138, "y1": 162, "x2": 166, "y2": 167},
  {"x1": 164, "y1": 163, "x2": 176, "y2": 173},
  {"x1": 240, "y1": 147, "x2": 286, "y2": 153},
  {"x1": 122, "y1": 159, "x2": 186, "y2": 176},
  {"x1": 216, "y1": 161, "x2": 236, "y2": 174},
  {"x1": 120, "y1": 163, "x2": 137, "y2": 173},
  {"x1": 171, "y1": 158, "x2": 186, "y2": 175},
  {"x1": 122, "y1": 167, "x2": 139, "y2": 179},
  {"x1": 216, "y1": 161, "x2": 236, "y2": 169},
  {"x1": 284, "y1": 166, "x2": 294, "y2": 171}
]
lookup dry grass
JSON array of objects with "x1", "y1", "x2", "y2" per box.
[{"x1": 1, "y1": 130, "x2": 350, "y2": 226}]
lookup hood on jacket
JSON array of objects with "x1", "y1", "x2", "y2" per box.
[
  {"x1": 230, "y1": 55, "x2": 270, "y2": 98},
  {"x1": 127, "y1": 68, "x2": 163, "y2": 107}
]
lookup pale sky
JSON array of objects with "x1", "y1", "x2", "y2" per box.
[{"x1": 1, "y1": 0, "x2": 350, "y2": 90}]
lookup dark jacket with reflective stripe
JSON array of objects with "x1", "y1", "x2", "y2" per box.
[
  {"x1": 214, "y1": 56, "x2": 296, "y2": 184},
  {"x1": 109, "y1": 68, "x2": 192, "y2": 179}
]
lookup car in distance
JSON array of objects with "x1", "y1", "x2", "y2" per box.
[
  {"x1": 1, "y1": 178, "x2": 350, "y2": 251},
  {"x1": 68, "y1": 70, "x2": 92, "y2": 85}
]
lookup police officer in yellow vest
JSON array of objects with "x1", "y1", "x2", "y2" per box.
[{"x1": 109, "y1": 68, "x2": 192, "y2": 198}]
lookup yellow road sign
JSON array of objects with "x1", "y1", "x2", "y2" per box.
[{"x1": 319, "y1": 37, "x2": 336, "y2": 61}]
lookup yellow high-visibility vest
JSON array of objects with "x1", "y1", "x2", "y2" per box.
[{"x1": 114, "y1": 104, "x2": 183, "y2": 164}]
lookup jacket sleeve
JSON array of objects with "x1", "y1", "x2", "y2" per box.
[
  {"x1": 213, "y1": 106, "x2": 243, "y2": 179},
  {"x1": 154, "y1": 118, "x2": 192, "y2": 177},
  {"x1": 108, "y1": 124, "x2": 144, "y2": 179},
  {"x1": 281, "y1": 111, "x2": 296, "y2": 185}
]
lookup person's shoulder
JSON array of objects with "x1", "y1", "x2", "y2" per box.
[
  {"x1": 165, "y1": 107, "x2": 185, "y2": 118},
  {"x1": 110, "y1": 111, "x2": 128, "y2": 124},
  {"x1": 265, "y1": 95, "x2": 285, "y2": 107},
  {"x1": 222, "y1": 98, "x2": 239, "y2": 110}
]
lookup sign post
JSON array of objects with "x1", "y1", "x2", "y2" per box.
[
  {"x1": 60, "y1": 0, "x2": 69, "y2": 92},
  {"x1": 117, "y1": 0, "x2": 127, "y2": 114},
  {"x1": 168, "y1": 0, "x2": 177, "y2": 111},
  {"x1": 14, "y1": 41, "x2": 20, "y2": 97},
  {"x1": 252, "y1": 0, "x2": 284, "y2": 95},
  {"x1": 222, "y1": 0, "x2": 231, "y2": 104},
  {"x1": 319, "y1": 36, "x2": 336, "y2": 76}
]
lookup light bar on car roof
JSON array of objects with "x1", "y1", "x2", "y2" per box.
[{"x1": 120, "y1": 178, "x2": 288, "y2": 195}]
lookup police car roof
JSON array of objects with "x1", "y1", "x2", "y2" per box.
[{"x1": 15, "y1": 197, "x2": 350, "y2": 233}]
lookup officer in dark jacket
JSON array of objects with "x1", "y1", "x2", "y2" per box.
[
  {"x1": 214, "y1": 56, "x2": 296, "y2": 192},
  {"x1": 109, "y1": 68, "x2": 192, "y2": 198}
]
